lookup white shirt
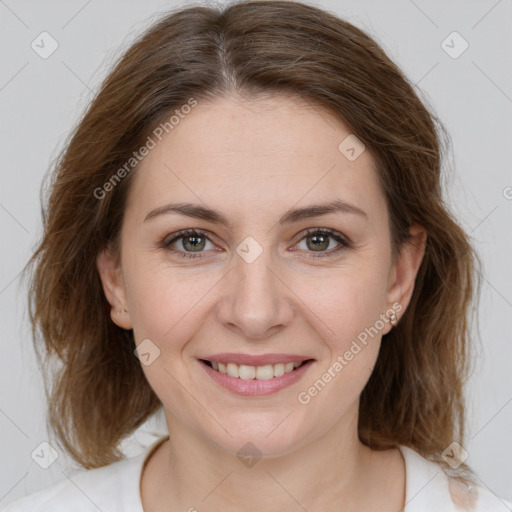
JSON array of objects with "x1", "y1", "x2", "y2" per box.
[{"x1": 2, "y1": 436, "x2": 511, "y2": 511}]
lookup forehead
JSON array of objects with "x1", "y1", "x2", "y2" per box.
[{"x1": 126, "y1": 94, "x2": 385, "y2": 225}]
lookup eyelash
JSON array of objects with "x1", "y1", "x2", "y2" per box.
[{"x1": 161, "y1": 228, "x2": 351, "y2": 260}]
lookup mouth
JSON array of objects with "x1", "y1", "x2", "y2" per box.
[
  {"x1": 197, "y1": 357, "x2": 315, "y2": 396},
  {"x1": 200, "y1": 359, "x2": 312, "y2": 379}
]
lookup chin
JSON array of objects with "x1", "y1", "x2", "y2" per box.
[{"x1": 205, "y1": 414, "x2": 308, "y2": 459}]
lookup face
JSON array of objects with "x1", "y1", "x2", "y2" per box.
[{"x1": 97, "y1": 94, "x2": 425, "y2": 458}]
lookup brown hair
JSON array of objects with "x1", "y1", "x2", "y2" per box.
[{"x1": 25, "y1": 0, "x2": 481, "y2": 485}]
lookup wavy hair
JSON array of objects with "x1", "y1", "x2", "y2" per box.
[{"x1": 24, "y1": 0, "x2": 481, "y2": 486}]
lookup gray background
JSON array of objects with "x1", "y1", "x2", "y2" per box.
[{"x1": 1, "y1": 0, "x2": 511, "y2": 507}]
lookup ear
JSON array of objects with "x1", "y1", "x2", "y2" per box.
[
  {"x1": 383, "y1": 223, "x2": 427, "y2": 334},
  {"x1": 96, "y1": 247, "x2": 132, "y2": 330}
]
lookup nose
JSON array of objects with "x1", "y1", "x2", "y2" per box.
[{"x1": 216, "y1": 244, "x2": 294, "y2": 341}]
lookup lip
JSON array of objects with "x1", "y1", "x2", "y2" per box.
[
  {"x1": 197, "y1": 358, "x2": 315, "y2": 396},
  {"x1": 202, "y1": 353, "x2": 312, "y2": 366}
]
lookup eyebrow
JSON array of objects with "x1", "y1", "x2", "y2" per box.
[{"x1": 143, "y1": 199, "x2": 368, "y2": 227}]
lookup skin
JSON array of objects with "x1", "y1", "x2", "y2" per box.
[{"x1": 97, "y1": 93, "x2": 426, "y2": 512}]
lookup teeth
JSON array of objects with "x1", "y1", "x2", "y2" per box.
[
  {"x1": 209, "y1": 360, "x2": 305, "y2": 379},
  {"x1": 227, "y1": 363, "x2": 239, "y2": 378},
  {"x1": 274, "y1": 363, "x2": 285, "y2": 377},
  {"x1": 255, "y1": 365, "x2": 274, "y2": 380},
  {"x1": 239, "y1": 365, "x2": 256, "y2": 380}
]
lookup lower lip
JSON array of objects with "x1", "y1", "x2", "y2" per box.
[{"x1": 198, "y1": 359, "x2": 314, "y2": 396}]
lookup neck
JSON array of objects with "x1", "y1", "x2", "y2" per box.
[{"x1": 141, "y1": 403, "x2": 397, "y2": 512}]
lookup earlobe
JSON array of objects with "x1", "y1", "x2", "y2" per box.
[
  {"x1": 385, "y1": 223, "x2": 427, "y2": 324},
  {"x1": 109, "y1": 307, "x2": 131, "y2": 330},
  {"x1": 96, "y1": 248, "x2": 132, "y2": 330}
]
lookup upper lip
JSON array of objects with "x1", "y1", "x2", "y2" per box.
[{"x1": 201, "y1": 353, "x2": 313, "y2": 366}]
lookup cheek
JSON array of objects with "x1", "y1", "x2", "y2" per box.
[
  {"x1": 293, "y1": 273, "x2": 386, "y2": 418},
  {"x1": 291, "y1": 260, "x2": 389, "y2": 405},
  {"x1": 123, "y1": 253, "x2": 210, "y2": 340},
  {"x1": 296, "y1": 263, "x2": 389, "y2": 347},
  {"x1": 123, "y1": 263, "x2": 214, "y2": 416}
]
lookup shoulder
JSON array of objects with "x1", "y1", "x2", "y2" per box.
[
  {"x1": 0, "y1": 452, "x2": 145, "y2": 512},
  {"x1": 470, "y1": 483, "x2": 512, "y2": 512},
  {"x1": 398, "y1": 445, "x2": 512, "y2": 512},
  {"x1": 447, "y1": 475, "x2": 512, "y2": 511}
]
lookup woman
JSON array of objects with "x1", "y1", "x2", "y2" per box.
[{"x1": 4, "y1": 0, "x2": 511, "y2": 510}]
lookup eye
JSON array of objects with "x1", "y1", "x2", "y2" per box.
[
  {"x1": 161, "y1": 228, "x2": 351, "y2": 260},
  {"x1": 161, "y1": 229, "x2": 216, "y2": 259},
  {"x1": 293, "y1": 228, "x2": 351, "y2": 258}
]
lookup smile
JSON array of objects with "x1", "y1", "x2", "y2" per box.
[
  {"x1": 198, "y1": 357, "x2": 315, "y2": 396},
  {"x1": 204, "y1": 360, "x2": 305, "y2": 379}
]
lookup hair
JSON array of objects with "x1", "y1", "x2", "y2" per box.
[{"x1": 25, "y1": 0, "x2": 481, "y2": 488}]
